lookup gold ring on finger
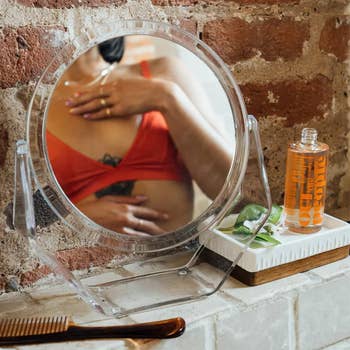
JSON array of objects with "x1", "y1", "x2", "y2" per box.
[
  {"x1": 137, "y1": 219, "x2": 143, "y2": 230},
  {"x1": 100, "y1": 98, "x2": 107, "y2": 107},
  {"x1": 106, "y1": 108, "x2": 111, "y2": 117}
]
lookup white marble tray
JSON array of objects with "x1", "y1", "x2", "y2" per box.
[{"x1": 200, "y1": 214, "x2": 350, "y2": 272}]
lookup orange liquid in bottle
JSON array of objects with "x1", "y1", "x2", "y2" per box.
[{"x1": 284, "y1": 129, "x2": 329, "y2": 233}]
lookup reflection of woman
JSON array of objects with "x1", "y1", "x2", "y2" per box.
[{"x1": 47, "y1": 37, "x2": 232, "y2": 235}]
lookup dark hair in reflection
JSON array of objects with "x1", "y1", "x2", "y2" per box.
[{"x1": 98, "y1": 37, "x2": 125, "y2": 64}]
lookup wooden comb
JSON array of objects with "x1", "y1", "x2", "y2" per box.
[{"x1": 0, "y1": 316, "x2": 186, "y2": 346}]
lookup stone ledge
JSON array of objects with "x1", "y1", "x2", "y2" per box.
[
  {"x1": 297, "y1": 276, "x2": 350, "y2": 350},
  {"x1": 215, "y1": 298, "x2": 292, "y2": 350},
  {"x1": 1, "y1": 256, "x2": 350, "y2": 349},
  {"x1": 323, "y1": 337, "x2": 350, "y2": 350},
  {"x1": 308, "y1": 255, "x2": 350, "y2": 281}
]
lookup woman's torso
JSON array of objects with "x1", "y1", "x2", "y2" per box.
[{"x1": 46, "y1": 61, "x2": 194, "y2": 232}]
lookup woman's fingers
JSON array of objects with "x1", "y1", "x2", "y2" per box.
[
  {"x1": 89, "y1": 196, "x2": 168, "y2": 235},
  {"x1": 102, "y1": 195, "x2": 148, "y2": 205},
  {"x1": 122, "y1": 203, "x2": 169, "y2": 235},
  {"x1": 69, "y1": 97, "x2": 113, "y2": 116},
  {"x1": 66, "y1": 90, "x2": 110, "y2": 108},
  {"x1": 139, "y1": 220, "x2": 165, "y2": 235},
  {"x1": 120, "y1": 227, "x2": 151, "y2": 237},
  {"x1": 128, "y1": 218, "x2": 165, "y2": 235},
  {"x1": 131, "y1": 205, "x2": 169, "y2": 221},
  {"x1": 82, "y1": 107, "x2": 113, "y2": 120}
]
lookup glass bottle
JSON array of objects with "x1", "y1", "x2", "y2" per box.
[{"x1": 284, "y1": 128, "x2": 329, "y2": 233}]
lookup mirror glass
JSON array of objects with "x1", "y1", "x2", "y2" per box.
[{"x1": 45, "y1": 35, "x2": 235, "y2": 237}]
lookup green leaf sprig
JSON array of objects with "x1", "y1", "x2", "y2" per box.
[{"x1": 219, "y1": 204, "x2": 283, "y2": 248}]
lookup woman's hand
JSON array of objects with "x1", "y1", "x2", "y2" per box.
[
  {"x1": 65, "y1": 78, "x2": 174, "y2": 120},
  {"x1": 76, "y1": 195, "x2": 168, "y2": 236}
]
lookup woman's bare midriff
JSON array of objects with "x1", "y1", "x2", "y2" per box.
[
  {"x1": 78, "y1": 180, "x2": 194, "y2": 232},
  {"x1": 132, "y1": 180, "x2": 193, "y2": 232}
]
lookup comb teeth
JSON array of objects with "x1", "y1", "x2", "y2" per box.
[{"x1": 0, "y1": 316, "x2": 69, "y2": 337}]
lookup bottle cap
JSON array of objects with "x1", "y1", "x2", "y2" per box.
[{"x1": 301, "y1": 128, "x2": 317, "y2": 145}]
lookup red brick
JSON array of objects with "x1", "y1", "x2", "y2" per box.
[
  {"x1": 320, "y1": 17, "x2": 350, "y2": 61},
  {"x1": 0, "y1": 127, "x2": 9, "y2": 167},
  {"x1": 240, "y1": 74, "x2": 332, "y2": 126},
  {"x1": 234, "y1": 0, "x2": 299, "y2": 3},
  {"x1": 152, "y1": 0, "x2": 198, "y2": 5},
  {"x1": 20, "y1": 246, "x2": 119, "y2": 286},
  {"x1": 179, "y1": 19, "x2": 198, "y2": 35},
  {"x1": 17, "y1": 0, "x2": 125, "y2": 8},
  {"x1": 153, "y1": 0, "x2": 299, "y2": 3},
  {"x1": 55, "y1": 246, "x2": 117, "y2": 271},
  {"x1": 203, "y1": 17, "x2": 310, "y2": 63},
  {"x1": 20, "y1": 266, "x2": 51, "y2": 286},
  {"x1": 0, "y1": 26, "x2": 67, "y2": 88}
]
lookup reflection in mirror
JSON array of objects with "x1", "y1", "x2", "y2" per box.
[{"x1": 46, "y1": 35, "x2": 235, "y2": 237}]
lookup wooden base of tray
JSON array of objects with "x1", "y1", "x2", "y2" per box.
[{"x1": 202, "y1": 245, "x2": 350, "y2": 286}]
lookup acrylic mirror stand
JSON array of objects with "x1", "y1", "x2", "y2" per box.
[{"x1": 13, "y1": 20, "x2": 272, "y2": 318}]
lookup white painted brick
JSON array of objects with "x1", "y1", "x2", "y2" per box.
[
  {"x1": 98, "y1": 264, "x2": 239, "y2": 323},
  {"x1": 25, "y1": 271, "x2": 128, "y2": 301},
  {"x1": 309, "y1": 256, "x2": 350, "y2": 280},
  {"x1": 28, "y1": 283, "x2": 73, "y2": 300},
  {"x1": 193, "y1": 262, "x2": 238, "y2": 289},
  {"x1": 0, "y1": 297, "x2": 131, "y2": 350},
  {"x1": 131, "y1": 294, "x2": 235, "y2": 325},
  {"x1": 323, "y1": 337, "x2": 350, "y2": 349},
  {"x1": 297, "y1": 276, "x2": 350, "y2": 350},
  {"x1": 0, "y1": 293, "x2": 32, "y2": 316},
  {"x1": 81, "y1": 317, "x2": 135, "y2": 327},
  {"x1": 223, "y1": 272, "x2": 311, "y2": 305},
  {"x1": 6, "y1": 257, "x2": 350, "y2": 350},
  {"x1": 191, "y1": 262, "x2": 312, "y2": 306},
  {"x1": 123, "y1": 251, "x2": 193, "y2": 275},
  {"x1": 80, "y1": 271, "x2": 127, "y2": 286},
  {"x1": 215, "y1": 298, "x2": 292, "y2": 350},
  {"x1": 140, "y1": 318, "x2": 215, "y2": 350},
  {"x1": 17, "y1": 340, "x2": 128, "y2": 350},
  {"x1": 1, "y1": 293, "x2": 108, "y2": 324}
]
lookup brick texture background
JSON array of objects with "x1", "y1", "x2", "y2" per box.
[{"x1": 0, "y1": 0, "x2": 349, "y2": 290}]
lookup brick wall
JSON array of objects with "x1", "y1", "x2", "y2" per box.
[{"x1": 0, "y1": 0, "x2": 349, "y2": 290}]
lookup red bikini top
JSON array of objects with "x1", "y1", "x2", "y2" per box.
[{"x1": 47, "y1": 60, "x2": 190, "y2": 203}]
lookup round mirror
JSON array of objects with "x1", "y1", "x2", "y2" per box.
[{"x1": 27, "y1": 21, "x2": 249, "y2": 253}]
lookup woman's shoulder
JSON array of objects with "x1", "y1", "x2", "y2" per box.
[
  {"x1": 120, "y1": 56, "x2": 185, "y2": 80},
  {"x1": 147, "y1": 56, "x2": 185, "y2": 78}
]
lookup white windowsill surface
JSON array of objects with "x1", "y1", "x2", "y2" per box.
[{"x1": 1, "y1": 256, "x2": 350, "y2": 350}]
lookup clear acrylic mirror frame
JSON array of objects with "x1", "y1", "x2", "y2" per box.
[{"x1": 26, "y1": 20, "x2": 251, "y2": 254}]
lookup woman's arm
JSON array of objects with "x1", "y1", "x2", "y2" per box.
[
  {"x1": 150, "y1": 57, "x2": 234, "y2": 198},
  {"x1": 149, "y1": 57, "x2": 230, "y2": 141},
  {"x1": 157, "y1": 81, "x2": 232, "y2": 199}
]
